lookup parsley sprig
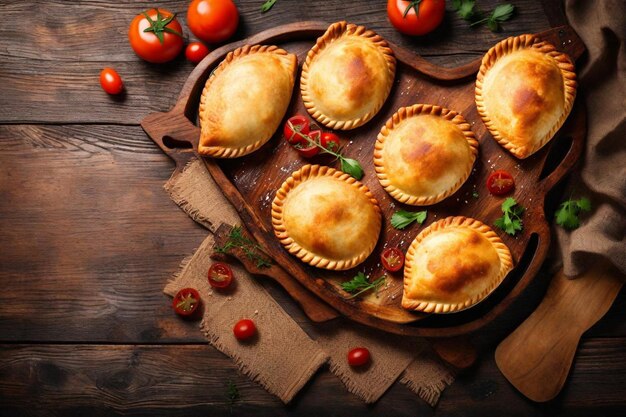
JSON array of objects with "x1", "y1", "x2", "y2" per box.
[
  {"x1": 391, "y1": 210, "x2": 427, "y2": 230},
  {"x1": 261, "y1": 0, "x2": 277, "y2": 13},
  {"x1": 452, "y1": 1, "x2": 515, "y2": 32},
  {"x1": 494, "y1": 197, "x2": 524, "y2": 236},
  {"x1": 341, "y1": 272, "x2": 386, "y2": 299},
  {"x1": 287, "y1": 121, "x2": 364, "y2": 180},
  {"x1": 214, "y1": 226, "x2": 272, "y2": 268},
  {"x1": 555, "y1": 197, "x2": 591, "y2": 230}
]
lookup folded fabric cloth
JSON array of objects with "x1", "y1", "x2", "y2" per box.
[
  {"x1": 163, "y1": 158, "x2": 454, "y2": 404},
  {"x1": 558, "y1": 0, "x2": 626, "y2": 278}
]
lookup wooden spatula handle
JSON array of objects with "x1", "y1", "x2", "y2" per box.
[{"x1": 495, "y1": 262, "x2": 623, "y2": 402}]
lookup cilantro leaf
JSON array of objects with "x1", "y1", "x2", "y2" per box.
[
  {"x1": 494, "y1": 197, "x2": 524, "y2": 236},
  {"x1": 555, "y1": 197, "x2": 592, "y2": 230},
  {"x1": 452, "y1": 0, "x2": 477, "y2": 21},
  {"x1": 341, "y1": 272, "x2": 386, "y2": 299},
  {"x1": 391, "y1": 210, "x2": 428, "y2": 230}
]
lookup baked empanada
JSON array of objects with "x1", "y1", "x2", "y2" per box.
[
  {"x1": 476, "y1": 34, "x2": 577, "y2": 159},
  {"x1": 198, "y1": 45, "x2": 297, "y2": 158}
]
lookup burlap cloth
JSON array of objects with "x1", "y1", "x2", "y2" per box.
[
  {"x1": 161, "y1": 0, "x2": 625, "y2": 404},
  {"x1": 162, "y1": 159, "x2": 454, "y2": 405},
  {"x1": 558, "y1": 0, "x2": 626, "y2": 278}
]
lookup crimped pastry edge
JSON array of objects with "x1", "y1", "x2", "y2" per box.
[
  {"x1": 373, "y1": 104, "x2": 479, "y2": 206},
  {"x1": 300, "y1": 21, "x2": 396, "y2": 130},
  {"x1": 271, "y1": 164, "x2": 382, "y2": 271},
  {"x1": 402, "y1": 216, "x2": 513, "y2": 313},
  {"x1": 475, "y1": 34, "x2": 577, "y2": 159},
  {"x1": 198, "y1": 44, "x2": 297, "y2": 158}
]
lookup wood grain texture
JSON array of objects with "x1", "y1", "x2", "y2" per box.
[
  {"x1": 0, "y1": 0, "x2": 549, "y2": 124},
  {"x1": 1, "y1": 341, "x2": 625, "y2": 417}
]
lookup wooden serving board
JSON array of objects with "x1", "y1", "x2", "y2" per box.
[{"x1": 142, "y1": 22, "x2": 586, "y2": 337}]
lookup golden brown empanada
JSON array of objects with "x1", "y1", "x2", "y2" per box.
[
  {"x1": 301, "y1": 21, "x2": 396, "y2": 130},
  {"x1": 374, "y1": 104, "x2": 478, "y2": 206},
  {"x1": 198, "y1": 45, "x2": 297, "y2": 158},
  {"x1": 272, "y1": 164, "x2": 382, "y2": 270},
  {"x1": 476, "y1": 34, "x2": 577, "y2": 159},
  {"x1": 402, "y1": 216, "x2": 513, "y2": 313}
]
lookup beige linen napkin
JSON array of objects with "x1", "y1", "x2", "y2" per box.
[
  {"x1": 558, "y1": 0, "x2": 626, "y2": 278},
  {"x1": 163, "y1": 157, "x2": 454, "y2": 405}
]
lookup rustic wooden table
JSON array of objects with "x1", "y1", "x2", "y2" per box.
[{"x1": 1, "y1": 1, "x2": 624, "y2": 416}]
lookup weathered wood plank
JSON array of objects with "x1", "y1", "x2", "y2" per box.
[
  {"x1": 0, "y1": 0, "x2": 550, "y2": 123},
  {"x1": 1, "y1": 339, "x2": 625, "y2": 416}
]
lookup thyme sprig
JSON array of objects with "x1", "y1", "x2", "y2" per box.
[{"x1": 214, "y1": 226, "x2": 272, "y2": 268}]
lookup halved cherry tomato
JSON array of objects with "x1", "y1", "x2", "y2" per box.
[
  {"x1": 387, "y1": 0, "x2": 446, "y2": 36},
  {"x1": 99, "y1": 67, "x2": 124, "y2": 95},
  {"x1": 187, "y1": 0, "x2": 239, "y2": 44},
  {"x1": 284, "y1": 115, "x2": 310, "y2": 144},
  {"x1": 128, "y1": 8, "x2": 184, "y2": 64},
  {"x1": 320, "y1": 132, "x2": 341, "y2": 153},
  {"x1": 348, "y1": 347, "x2": 371, "y2": 367},
  {"x1": 208, "y1": 262, "x2": 233, "y2": 288},
  {"x1": 233, "y1": 319, "x2": 257, "y2": 341},
  {"x1": 487, "y1": 170, "x2": 515, "y2": 196},
  {"x1": 295, "y1": 130, "x2": 321, "y2": 158},
  {"x1": 185, "y1": 42, "x2": 210, "y2": 64},
  {"x1": 173, "y1": 288, "x2": 201, "y2": 317},
  {"x1": 381, "y1": 247, "x2": 405, "y2": 272}
]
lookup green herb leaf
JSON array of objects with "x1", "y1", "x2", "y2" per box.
[
  {"x1": 487, "y1": 4, "x2": 515, "y2": 31},
  {"x1": 391, "y1": 210, "x2": 427, "y2": 230},
  {"x1": 453, "y1": 0, "x2": 477, "y2": 21},
  {"x1": 341, "y1": 272, "x2": 386, "y2": 299},
  {"x1": 214, "y1": 226, "x2": 272, "y2": 268},
  {"x1": 494, "y1": 197, "x2": 524, "y2": 235},
  {"x1": 340, "y1": 157, "x2": 364, "y2": 180},
  {"x1": 555, "y1": 197, "x2": 592, "y2": 230},
  {"x1": 261, "y1": 0, "x2": 277, "y2": 12},
  {"x1": 226, "y1": 380, "x2": 239, "y2": 406}
]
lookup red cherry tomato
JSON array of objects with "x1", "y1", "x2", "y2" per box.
[
  {"x1": 128, "y1": 8, "x2": 184, "y2": 63},
  {"x1": 295, "y1": 130, "x2": 321, "y2": 158},
  {"x1": 486, "y1": 170, "x2": 515, "y2": 196},
  {"x1": 347, "y1": 347, "x2": 371, "y2": 367},
  {"x1": 208, "y1": 262, "x2": 233, "y2": 288},
  {"x1": 387, "y1": 0, "x2": 446, "y2": 36},
  {"x1": 320, "y1": 132, "x2": 341, "y2": 153},
  {"x1": 284, "y1": 115, "x2": 311, "y2": 144},
  {"x1": 172, "y1": 288, "x2": 201, "y2": 317},
  {"x1": 233, "y1": 319, "x2": 257, "y2": 341},
  {"x1": 381, "y1": 247, "x2": 405, "y2": 272},
  {"x1": 187, "y1": 0, "x2": 239, "y2": 44},
  {"x1": 185, "y1": 42, "x2": 210, "y2": 64},
  {"x1": 99, "y1": 67, "x2": 124, "y2": 95}
]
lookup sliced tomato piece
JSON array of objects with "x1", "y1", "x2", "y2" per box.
[
  {"x1": 284, "y1": 115, "x2": 310, "y2": 144},
  {"x1": 381, "y1": 247, "x2": 405, "y2": 272},
  {"x1": 208, "y1": 262, "x2": 233, "y2": 288},
  {"x1": 295, "y1": 130, "x2": 321, "y2": 158},
  {"x1": 487, "y1": 170, "x2": 515, "y2": 196},
  {"x1": 173, "y1": 288, "x2": 201, "y2": 317}
]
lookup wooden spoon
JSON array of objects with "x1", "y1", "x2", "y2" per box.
[{"x1": 495, "y1": 261, "x2": 623, "y2": 402}]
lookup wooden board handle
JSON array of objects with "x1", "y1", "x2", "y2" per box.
[
  {"x1": 141, "y1": 106, "x2": 199, "y2": 172},
  {"x1": 495, "y1": 263, "x2": 623, "y2": 402},
  {"x1": 211, "y1": 223, "x2": 340, "y2": 323}
]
